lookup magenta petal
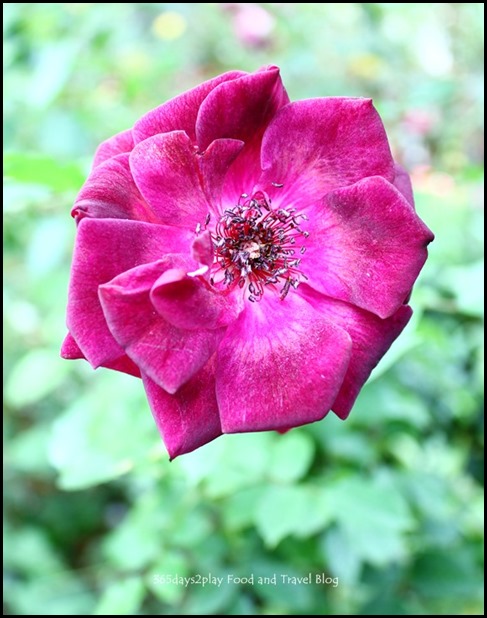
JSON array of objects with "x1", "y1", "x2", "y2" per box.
[
  {"x1": 393, "y1": 163, "x2": 415, "y2": 207},
  {"x1": 191, "y1": 231, "x2": 214, "y2": 267},
  {"x1": 197, "y1": 66, "x2": 290, "y2": 202},
  {"x1": 61, "y1": 332, "x2": 141, "y2": 377},
  {"x1": 130, "y1": 132, "x2": 213, "y2": 229},
  {"x1": 198, "y1": 138, "x2": 244, "y2": 208},
  {"x1": 99, "y1": 260, "x2": 222, "y2": 393},
  {"x1": 142, "y1": 358, "x2": 221, "y2": 459},
  {"x1": 72, "y1": 154, "x2": 158, "y2": 223},
  {"x1": 151, "y1": 269, "x2": 243, "y2": 330},
  {"x1": 67, "y1": 218, "x2": 191, "y2": 369},
  {"x1": 305, "y1": 176, "x2": 434, "y2": 319},
  {"x1": 60, "y1": 332, "x2": 84, "y2": 360},
  {"x1": 133, "y1": 70, "x2": 246, "y2": 144},
  {"x1": 92, "y1": 129, "x2": 134, "y2": 168},
  {"x1": 332, "y1": 305, "x2": 412, "y2": 419},
  {"x1": 130, "y1": 131, "x2": 207, "y2": 228},
  {"x1": 103, "y1": 355, "x2": 141, "y2": 377},
  {"x1": 299, "y1": 287, "x2": 412, "y2": 419},
  {"x1": 258, "y1": 97, "x2": 395, "y2": 209},
  {"x1": 216, "y1": 294, "x2": 352, "y2": 433},
  {"x1": 196, "y1": 65, "x2": 289, "y2": 149}
]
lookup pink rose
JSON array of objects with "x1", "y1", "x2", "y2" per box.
[{"x1": 62, "y1": 66, "x2": 433, "y2": 458}]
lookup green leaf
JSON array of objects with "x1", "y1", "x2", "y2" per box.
[
  {"x1": 93, "y1": 577, "x2": 145, "y2": 615},
  {"x1": 3, "y1": 526, "x2": 65, "y2": 576},
  {"x1": 48, "y1": 372, "x2": 159, "y2": 489},
  {"x1": 255, "y1": 485, "x2": 333, "y2": 547},
  {"x1": 183, "y1": 579, "x2": 237, "y2": 616},
  {"x1": 4, "y1": 152, "x2": 86, "y2": 192},
  {"x1": 26, "y1": 217, "x2": 73, "y2": 278},
  {"x1": 5, "y1": 577, "x2": 93, "y2": 616},
  {"x1": 324, "y1": 476, "x2": 414, "y2": 566},
  {"x1": 351, "y1": 379, "x2": 430, "y2": 429},
  {"x1": 5, "y1": 348, "x2": 71, "y2": 408},
  {"x1": 367, "y1": 309, "x2": 422, "y2": 382},
  {"x1": 321, "y1": 526, "x2": 362, "y2": 587},
  {"x1": 102, "y1": 494, "x2": 165, "y2": 571},
  {"x1": 268, "y1": 431, "x2": 315, "y2": 483},
  {"x1": 6, "y1": 423, "x2": 52, "y2": 475},
  {"x1": 412, "y1": 548, "x2": 484, "y2": 600},
  {"x1": 310, "y1": 414, "x2": 376, "y2": 465},
  {"x1": 181, "y1": 433, "x2": 273, "y2": 498},
  {"x1": 147, "y1": 553, "x2": 189, "y2": 604},
  {"x1": 29, "y1": 42, "x2": 78, "y2": 108},
  {"x1": 223, "y1": 486, "x2": 267, "y2": 531},
  {"x1": 440, "y1": 261, "x2": 484, "y2": 317}
]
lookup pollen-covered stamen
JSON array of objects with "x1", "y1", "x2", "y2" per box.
[{"x1": 209, "y1": 191, "x2": 309, "y2": 301}]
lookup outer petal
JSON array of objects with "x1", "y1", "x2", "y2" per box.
[
  {"x1": 304, "y1": 176, "x2": 434, "y2": 318},
  {"x1": 133, "y1": 70, "x2": 246, "y2": 144},
  {"x1": 142, "y1": 358, "x2": 221, "y2": 460},
  {"x1": 216, "y1": 294, "x2": 352, "y2": 433},
  {"x1": 130, "y1": 132, "x2": 243, "y2": 229},
  {"x1": 257, "y1": 98, "x2": 395, "y2": 210},
  {"x1": 72, "y1": 153, "x2": 158, "y2": 223},
  {"x1": 60, "y1": 331, "x2": 84, "y2": 360},
  {"x1": 299, "y1": 286, "x2": 412, "y2": 419},
  {"x1": 60, "y1": 332, "x2": 140, "y2": 377},
  {"x1": 99, "y1": 260, "x2": 222, "y2": 393},
  {"x1": 393, "y1": 163, "x2": 415, "y2": 207},
  {"x1": 67, "y1": 218, "x2": 192, "y2": 369},
  {"x1": 92, "y1": 129, "x2": 134, "y2": 168}
]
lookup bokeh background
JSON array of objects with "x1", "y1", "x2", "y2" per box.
[{"x1": 3, "y1": 3, "x2": 484, "y2": 615}]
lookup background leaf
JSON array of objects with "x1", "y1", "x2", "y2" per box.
[{"x1": 4, "y1": 152, "x2": 86, "y2": 192}]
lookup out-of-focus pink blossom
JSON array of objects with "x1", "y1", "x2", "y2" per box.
[{"x1": 222, "y1": 3, "x2": 275, "y2": 48}]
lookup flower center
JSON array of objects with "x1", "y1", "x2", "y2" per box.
[{"x1": 209, "y1": 191, "x2": 309, "y2": 301}]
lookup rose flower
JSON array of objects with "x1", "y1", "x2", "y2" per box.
[{"x1": 61, "y1": 66, "x2": 433, "y2": 458}]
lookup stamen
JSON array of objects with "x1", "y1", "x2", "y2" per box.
[{"x1": 208, "y1": 190, "x2": 309, "y2": 301}]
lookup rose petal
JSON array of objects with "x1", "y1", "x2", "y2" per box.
[
  {"x1": 191, "y1": 231, "x2": 214, "y2": 267},
  {"x1": 102, "y1": 355, "x2": 141, "y2": 377},
  {"x1": 257, "y1": 97, "x2": 395, "y2": 210},
  {"x1": 130, "y1": 132, "x2": 243, "y2": 229},
  {"x1": 196, "y1": 65, "x2": 289, "y2": 149},
  {"x1": 133, "y1": 70, "x2": 246, "y2": 144},
  {"x1": 196, "y1": 66, "x2": 290, "y2": 204},
  {"x1": 99, "y1": 260, "x2": 222, "y2": 393},
  {"x1": 61, "y1": 332, "x2": 141, "y2": 377},
  {"x1": 151, "y1": 268, "x2": 243, "y2": 330},
  {"x1": 92, "y1": 129, "x2": 134, "y2": 168},
  {"x1": 60, "y1": 332, "x2": 84, "y2": 359},
  {"x1": 332, "y1": 305, "x2": 412, "y2": 419},
  {"x1": 67, "y1": 218, "x2": 191, "y2": 369},
  {"x1": 197, "y1": 138, "x2": 244, "y2": 209},
  {"x1": 304, "y1": 176, "x2": 434, "y2": 318},
  {"x1": 299, "y1": 286, "x2": 412, "y2": 419},
  {"x1": 142, "y1": 358, "x2": 221, "y2": 460},
  {"x1": 72, "y1": 153, "x2": 158, "y2": 223},
  {"x1": 216, "y1": 293, "x2": 352, "y2": 433}
]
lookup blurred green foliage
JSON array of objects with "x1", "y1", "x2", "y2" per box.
[{"x1": 3, "y1": 3, "x2": 484, "y2": 615}]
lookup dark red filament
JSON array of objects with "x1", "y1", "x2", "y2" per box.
[{"x1": 209, "y1": 191, "x2": 309, "y2": 301}]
